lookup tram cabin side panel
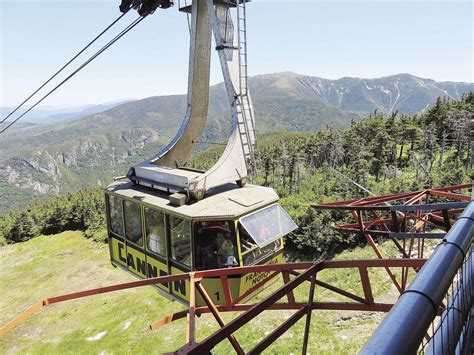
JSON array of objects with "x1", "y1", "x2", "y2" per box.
[{"x1": 104, "y1": 191, "x2": 294, "y2": 306}]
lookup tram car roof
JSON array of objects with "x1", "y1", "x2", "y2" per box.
[{"x1": 106, "y1": 179, "x2": 279, "y2": 220}]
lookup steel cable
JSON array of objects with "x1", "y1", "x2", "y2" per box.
[
  {"x1": 1, "y1": 10, "x2": 133, "y2": 125},
  {"x1": 1, "y1": 16, "x2": 145, "y2": 134}
]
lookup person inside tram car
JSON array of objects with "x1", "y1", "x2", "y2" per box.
[
  {"x1": 148, "y1": 225, "x2": 166, "y2": 256},
  {"x1": 195, "y1": 221, "x2": 237, "y2": 270},
  {"x1": 195, "y1": 221, "x2": 218, "y2": 270},
  {"x1": 239, "y1": 226, "x2": 257, "y2": 251},
  {"x1": 218, "y1": 235, "x2": 237, "y2": 267},
  {"x1": 110, "y1": 209, "x2": 122, "y2": 235},
  {"x1": 127, "y1": 210, "x2": 142, "y2": 244},
  {"x1": 145, "y1": 208, "x2": 166, "y2": 256},
  {"x1": 109, "y1": 197, "x2": 124, "y2": 236},
  {"x1": 169, "y1": 216, "x2": 191, "y2": 266}
]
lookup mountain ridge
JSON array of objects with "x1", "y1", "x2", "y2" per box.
[
  {"x1": 250, "y1": 72, "x2": 473, "y2": 114},
  {"x1": 0, "y1": 99, "x2": 133, "y2": 125},
  {"x1": 0, "y1": 72, "x2": 472, "y2": 213}
]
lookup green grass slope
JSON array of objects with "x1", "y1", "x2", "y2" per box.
[{"x1": 0, "y1": 232, "x2": 417, "y2": 353}]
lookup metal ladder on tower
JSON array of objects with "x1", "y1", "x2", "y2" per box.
[{"x1": 235, "y1": 0, "x2": 257, "y2": 177}]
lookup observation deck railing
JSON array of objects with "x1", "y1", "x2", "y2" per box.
[{"x1": 361, "y1": 197, "x2": 474, "y2": 354}]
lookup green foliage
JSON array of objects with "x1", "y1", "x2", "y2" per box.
[
  {"x1": 1, "y1": 93, "x2": 472, "y2": 260},
  {"x1": 191, "y1": 93, "x2": 472, "y2": 257},
  {"x1": 286, "y1": 208, "x2": 357, "y2": 259},
  {"x1": 0, "y1": 188, "x2": 106, "y2": 245},
  {"x1": 5, "y1": 211, "x2": 39, "y2": 243}
]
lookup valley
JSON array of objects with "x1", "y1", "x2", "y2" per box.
[{"x1": 1, "y1": 72, "x2": 472, "y2": 215}]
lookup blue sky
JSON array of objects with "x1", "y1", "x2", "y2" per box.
[{"x1": 1, "y1": 0, "x2": 472, "y2": 106}]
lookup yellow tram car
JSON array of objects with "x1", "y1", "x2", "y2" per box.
[{"x1": 105, "y1": 179, "x2": 297, "y2": 307}]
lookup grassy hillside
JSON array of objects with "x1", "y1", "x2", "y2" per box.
[{"x1": 0, "y1": 231, "x2": 418, "y2": 353}]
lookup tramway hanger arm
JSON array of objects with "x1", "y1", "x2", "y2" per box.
[
  {"x1": 125, "y1": 0, "x2": 257, "y2": 201},
  {"x1": 102, "y1": 0, "x2": 297, "y2": 307}
]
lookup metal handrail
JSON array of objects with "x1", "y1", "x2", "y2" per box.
[
  {"x1": 425, "y1": 245, "x2": 473, "y2": 354},
  {"x1": 361, "y1": 198, "x2": 474, "y2": 354}
]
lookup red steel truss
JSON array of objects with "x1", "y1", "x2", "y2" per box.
[
  {"x1": 312, "y1": 183, "x2": 472, "y2": 292},
  {"x1": 0, "y1": 259, "x2": 426, "y2": 352},
  {"x1": 1, "y1": 184, "x2": 471, "y2": 353}
]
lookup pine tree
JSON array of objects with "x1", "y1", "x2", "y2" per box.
[{"x1": 7, "y1": 211, "x2": 39, "y2": 242}]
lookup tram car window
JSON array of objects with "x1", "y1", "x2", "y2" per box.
[
  {"x1": 169, "y1": 216, "x2": 191, "y2": 267},
  {"x1": 238, "y1": 204, "x2": 296, "y2": 266},
  {"x1": 144, "y1": 207, "x2": 166, "y2": 257},
  {"x1": 194, "y1": 221, "x2": 238, "y2": 270},
  {"x1": 123, "y1": 201, "x2": 143, "y2": 246},
  {"x1": 239, "y1": 224, "x2": 282, "y2": 266},
  {"x1": 108, "y1": 195, "x2": 124, "y2": 237},
  {"x1": 239, "y1": 204, "x2": 297, "y2": 247}
]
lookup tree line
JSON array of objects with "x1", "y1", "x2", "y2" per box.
[
  {"x1": 257, "y1": 92, "x2": 472, "y2": 197},
  {"x1": 1, "y1": 93, "x2": 472, "y2": 258},
  {"x1": 0, "y1": 189, "x2": 105, "y2": 244},
  {"x1": 256, "y1": 92, "x2": 472, "y2": 257}
]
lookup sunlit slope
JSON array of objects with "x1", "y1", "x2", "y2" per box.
[
  {"x1": 0, "y1": 232, "x2": 187, "y2": 353},
  {"x1": 1, "y1": 232, "x2": 413, "y2": 353}
]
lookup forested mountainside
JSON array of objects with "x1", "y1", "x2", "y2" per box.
[
  {"x1": 1, "y1": 93, "x2": 472, "y2": 258},
  {"x1": 0, "y1": 73, "x2": 472, "y2": 214}
]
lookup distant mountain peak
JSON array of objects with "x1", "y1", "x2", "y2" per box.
[
  {"x1": 249, "y1": 72, "x2": 473, "y2": 115},
  {"x1": 1, "y1": 71, "x2": 472, "y2": 214}
]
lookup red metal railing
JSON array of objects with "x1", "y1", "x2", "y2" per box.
[
  {"x1": 2, "y1": 184, "x2": 471, "y2": 353},
  {"x1": 313, "y1": 184, "x2": 472, "y2": 293},
  {"x1": 0, "y1": 259, "x2": 425, "y2": 352}
]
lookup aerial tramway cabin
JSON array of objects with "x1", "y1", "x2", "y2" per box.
[
  {"x1": 105, "y1": 0, "x2": 297, "y2": 307},
  {"x1": 105, "y1": 178, "x2": 297, "y2": 306}
]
